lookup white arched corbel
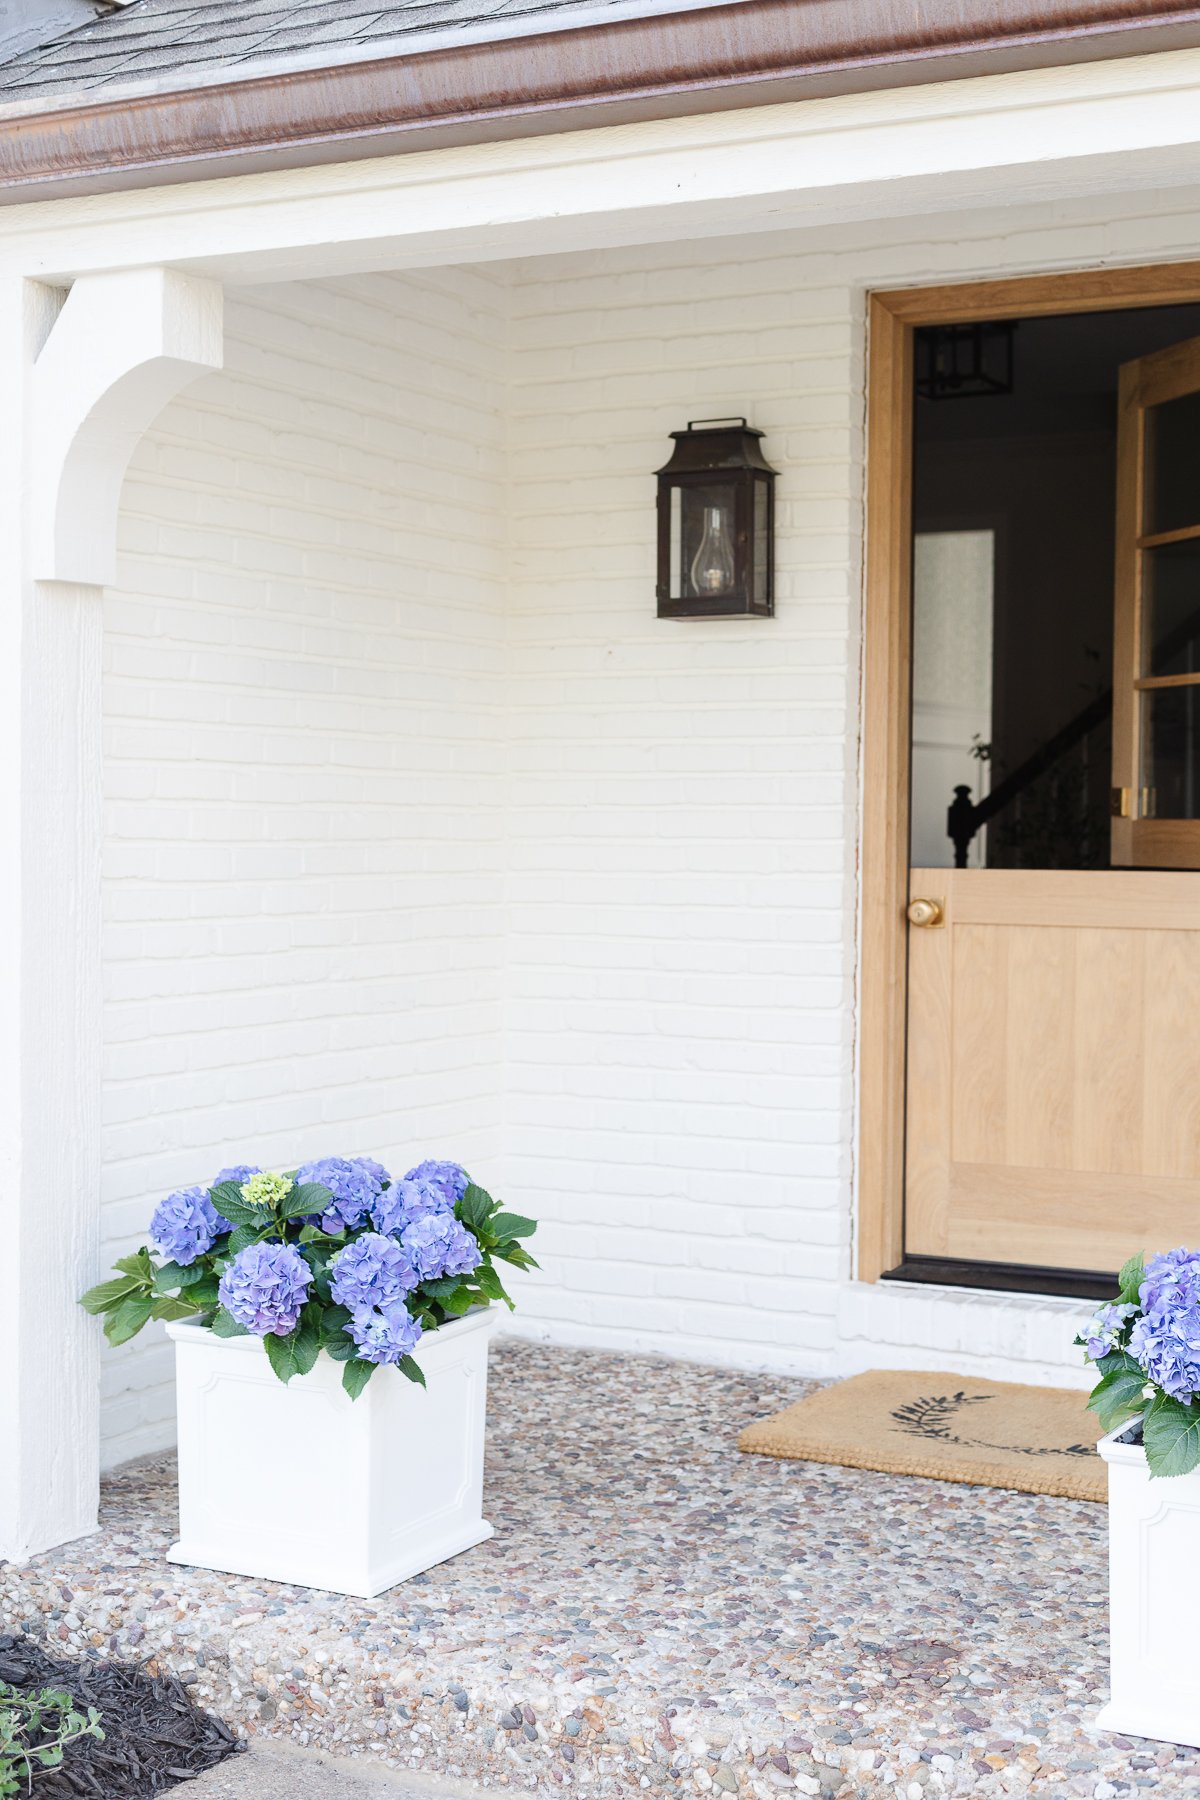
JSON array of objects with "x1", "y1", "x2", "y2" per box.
[{"x1": 31, "y1": 266, "x2": 223, "y2": 586}]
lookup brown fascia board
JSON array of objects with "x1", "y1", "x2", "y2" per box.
[{"x1": 4, "y1": 0, "x2": 1200, "y2": 203}]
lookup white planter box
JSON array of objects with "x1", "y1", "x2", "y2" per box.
[
  {"x1": 1097, "y1": 1417, "x2": 1200, "y2": 1747},
  {"x1": 165, "y1": 1307, "x2": 498, "y2": 1598}
]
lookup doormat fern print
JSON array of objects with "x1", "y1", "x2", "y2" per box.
[
  {"x1": 738, "y1": 1369, "x2": 1105, "y2": 1500},
  {"x1": 890, "y1": 1390, "x2": 1094, "y2": 1460}
]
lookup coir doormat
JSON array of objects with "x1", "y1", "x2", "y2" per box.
[{"x1": 738, "y1": 1369, "x2": 1105, "y2": 1502}]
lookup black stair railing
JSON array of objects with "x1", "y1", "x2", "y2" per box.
[
  {"x1": 946, "y1": 603, "x2": 1200, "y2": 868},
  {"x1": 947, "y1": 688, "x2": 1111, "y2": 867}
]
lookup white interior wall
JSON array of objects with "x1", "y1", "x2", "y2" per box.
[{"x1": 101, "y1": 269, "x2": 508, "y2": 1463}]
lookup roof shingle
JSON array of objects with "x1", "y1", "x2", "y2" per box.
[{"x1": 0, "y1": 0, "x2": 659, "y2": 103}]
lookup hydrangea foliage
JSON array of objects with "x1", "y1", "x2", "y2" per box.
[
  {"x1": 81, "y1": 1153, "x2": 536, "y2": 1400},
  {"x1": 1079, "y1": 1247, "x2": 1200, "y2": 1478}
]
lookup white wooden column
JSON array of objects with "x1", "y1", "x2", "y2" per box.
[{"x1": 0, "y1": 268, "x2": 221, "y2": 1561}]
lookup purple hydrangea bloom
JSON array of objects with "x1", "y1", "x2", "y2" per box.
[
  {"x1": 150, "y1": 1186, "x2": 230, "y2": 1266},
  {"x1": 330, "y1": 1233, "x2": 419, "y2": 1313},
  {"x1": 403, "y1": 1212, "x2": 482, "y2": 1282},
  {"x1": 346, "y1": 1302, "x2": 423, "y2": 1367},
  {"x1": 296, "y1": 1155, "x2": 385, "y2": 1234},
  {"x1": 402, "y1": 1159, "x2": 470, "y2": 1206},
  {"x1": 371, "y1": 1177, "x2": 449, "y2": 1238},
  {"x1": 213, "y1": 1164, "x2": 262, "y2": 1187},
  {"x1": 351, "y1": 1156, "x2": 391, "y2": 1186},
  {"x1": 1140, "y1": 1247, "x2": 1200, "y2": 1314},
  {"x1": 218, "y1": 1241, "x2": 311, "y2": 1337},
  {"x1": 1130, "y1": 1306, "x2": 1200, "y2": 1402},
  {"x1": 1084, "y1": 1301, "x2": 1136, "y2": 1362}
]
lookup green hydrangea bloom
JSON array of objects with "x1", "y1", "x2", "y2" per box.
[{"x1": 242, "y1": 1170, "x2": 292, "y2": 1210}]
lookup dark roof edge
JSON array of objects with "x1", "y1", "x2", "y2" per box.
[{"x1": 3, "y1": 0, "x2": 1200, "y2": 206}]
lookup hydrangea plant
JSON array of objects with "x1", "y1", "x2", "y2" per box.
[
  {"x1": 1079, "y1": 1247, "x2": 1200, "y2": 1477},
  {"x1": 80, "y1": 1157, "x2": 537, "y2": 1399}
]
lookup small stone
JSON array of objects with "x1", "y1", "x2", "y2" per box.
[
  {"x1": 452, "y1": 1692, "x2": 469, "y2": 1713},
  {"x1": 565, "y1": 1718, "x2": 583, "y2": 1737},
  {"x1": 712, "y1": 1767, "x2": 737, "y2": 1793}
]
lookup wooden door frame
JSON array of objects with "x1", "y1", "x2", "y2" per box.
[{"x1": 858, "y1": 259, "x2": 1200, "y2": 1283}]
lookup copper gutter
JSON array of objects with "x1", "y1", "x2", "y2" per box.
[{"x1": 4, "y1": 0, "x2": 1200, "y2": 202}]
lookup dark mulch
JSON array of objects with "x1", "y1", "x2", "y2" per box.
[{"x1": 0, "y1": 1634, "x2": 243, "y2": 1796}]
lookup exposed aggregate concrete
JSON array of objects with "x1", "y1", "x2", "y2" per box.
[{"x1": 2, "y1": 1341, "x2": 1197, "y2": 1799}]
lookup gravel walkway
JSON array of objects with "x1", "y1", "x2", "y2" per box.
[{"x1": 1, "y1": 1341, "x2": 1195, "y2": 1799}]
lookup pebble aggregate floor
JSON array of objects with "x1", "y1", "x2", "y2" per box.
[{"x1": 2, "y1": 1341, "x2": 1197, "y2": 1799}]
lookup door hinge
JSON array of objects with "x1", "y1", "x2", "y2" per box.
[{"x1": 1111, "y1": 786, "x2": 1132, "y2": 818}]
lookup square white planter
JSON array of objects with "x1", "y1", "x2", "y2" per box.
[
  {"x1": 165, "y1": 1307, "x2": 498, "y2": 1598},
  {"x1": 1097, "y1": 1417, "x2": 1200, "y2": 1747}
]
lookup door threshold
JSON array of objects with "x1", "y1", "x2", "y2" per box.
[{"x1": 882, "y1": 1255, "x2": 1116, "y2": 1302}]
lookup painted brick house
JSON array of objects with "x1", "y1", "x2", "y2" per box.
[{"x1": 5, "y1": 0, "x2": 1200, "y2": 1564}]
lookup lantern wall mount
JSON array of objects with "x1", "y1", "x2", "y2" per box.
[{"x1": 655, "y1": 417, "x2": 777, "y2": 619}]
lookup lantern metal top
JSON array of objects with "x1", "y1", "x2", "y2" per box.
[{"x1": 655, "y1": 416, "x2": 778, "y2": 478}]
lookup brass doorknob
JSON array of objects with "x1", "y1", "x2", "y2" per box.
[{"x1": 907, "y1": 897, "x2": 944, "y2": 928}]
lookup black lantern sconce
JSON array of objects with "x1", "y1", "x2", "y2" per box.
[
  {"x1": 914, "y1": 321, "x2": 1015, "y2": 401},
  {"x1": 655, "y1": 417, "x2": 777, "y2": 619}
]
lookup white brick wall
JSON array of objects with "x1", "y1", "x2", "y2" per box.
[
  {"x1": 500, "y1": 244, "x2": 861, "y2": 1373},
  {"x1": 497, "y1": 192, "x2": 1200, "y2": 1384},
  {"x1": 104, "y1": 188, "x2": 1200, "y2": 1460},
  {"x1": 102, "y1": 270, "x2": 508, "y2": 1463}
]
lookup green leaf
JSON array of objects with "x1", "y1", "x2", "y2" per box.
[
  {"x1": 291, "y1": 1317, "x2": 321, "y2": 1378},
  {"x1": 152, "y1": 1261, "x2": 207, "y2": 1295},
  {"x1": 342, "y1": 1358, "x2": 376, "y2": 1400},
  {"x1": 496, "y1": 1244, "x2": 539, "y2": 1271},
  {"x1": 226, "y1": 1224, "x2": 263, "y2": 1256},
  {"x1": 398, "y1": 1354, "x2": 426, "y2": 1388},
  {"x1": 284, "y1": 1182, "x2": 331, "y2": 1219},
  {"x1": 490, "y1": 1211, "x2": 537, "y2": 1239},
  {"x1": 151, "y1": 1295, "x2": 205, "y2": 1323},
  {"x1": 209, "y1": 1182, "x2": 272, "y2": 1227},
  {"x1": 103, "y1": 1295, "x2": 156, "y2": 1347},
  {"x1": 263, "y1": 1332, "x2": 301, "y2": 1384},
  {"x1": 419, "y1": 1277, "x2": 462, "y2": 1300},
  {"x1": 457, "y1": 1183, "x2": 493, "y2": 1231},
  {"x1": 113, "y1": 1248, "x2": 154, "y2": 1280},
  {"x1": 1117, "y1": 1251, "x2": 1146, "y2": 1307},
  {"x1": 1144, "y1": 1392, "x2": 1200, "y2": 1477},
  {"x1": 1087, "y1": 1357, "x2": 1148, "y2": 1432},
  {"x1": 319, "y1": 1304, "x2": 352, "y2": 1345},
  {"x1": 79, "y1": 1274, "x2": 141, "y2": 1315},
  {"x1": 324, "y1": 1334, "x2": 356, "y2": 1362},
  {"x1": 210, "y1": 1306, "x2": 249, "y2": 1338},
  {"x1": 439, "y1": 1285, "x2": 476, "y2": 1316},
  {"x1": 476, "y1": 1264, "x2": 507, "y2": 1302}
]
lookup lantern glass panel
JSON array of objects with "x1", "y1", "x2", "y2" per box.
[
  {"x1": 753, "y1": 477, "x2": 770, "y2": 608},
  {"x1": 666, "y1": 481, "x2": 736, "y2": 601}
]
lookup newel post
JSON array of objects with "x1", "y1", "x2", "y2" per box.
[{"x1": 0, "y1": 268, "x2": 222, "y2": 1562}]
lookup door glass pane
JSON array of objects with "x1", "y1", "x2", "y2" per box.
[
  {"x1": 910, "y1": 530, "x2": 994, "y2": 868},
  {"x1": 1141, "y1": 684, "x2": 1200, "y2": 818},
  {"x1": 1143, "y1": 539, "x2": 1200, "y2": 676},
  {"x1": 1144, "y1": 389, "x2": 1200, "y2": 536}
]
